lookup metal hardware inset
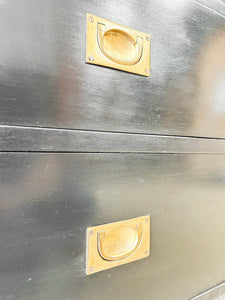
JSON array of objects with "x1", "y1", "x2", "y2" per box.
[
  {"x1": 86, "y1": 216, "x2": 150, "y2": 275},
  {"x1": 86, "y1": 14, "x2": 150, "y2": 76}
]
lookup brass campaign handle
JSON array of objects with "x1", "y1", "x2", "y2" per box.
[
  {"x1": 97, "y1": 223, "x2": 143, "y2": 261},
  {"x1": 97, "y1": 23, "x2": 143, "y2": 66}
]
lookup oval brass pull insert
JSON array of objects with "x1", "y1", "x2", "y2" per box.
[
  {"x1": 86, "y1": 216, "x2": 150, "y2": 274},
  {"x1": 97, "y1": 23, "x2": 143, "y2": 66},
  {"x1": 97, "y1": 223, "x2": 143, "y2": 261}
]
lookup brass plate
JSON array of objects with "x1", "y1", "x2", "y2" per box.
[
  {"x1": 86, "y1": 14, "x2": 150, "y2": 76},
  {"x1": 86, "y1": 216, "x2": 150, "y2": 275}
]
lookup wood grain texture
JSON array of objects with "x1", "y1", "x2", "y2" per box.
[
  {"x1": 0, "y1": 0, "x2": 224, "y2": 137},
  {"x1": 0, "y1": 153, "x2": 225, "y2": 299},
  {"x1": 1, "y1": 125, "x2": 225, "y2": 153}
]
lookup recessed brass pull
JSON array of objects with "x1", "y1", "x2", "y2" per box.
[
  {"x1": 97, "y1": 223, "x2": 143, "y2": 261},
  {"x1": 86, "y1": 216, "x2": 150, "y2": 275},
  {"x1": 86, "y1": 14, "x2": 150, "y2": 76},
  {"x1": 97, "y1": 23, "x2": 143, "y2": 66}
]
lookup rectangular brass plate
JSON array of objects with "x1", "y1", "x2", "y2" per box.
[
  {"x1": 86, "y1": 216, "x2": 150, "y2": 275},
  {"x1": 86, "y1": 14, "x2": 150, "y2": 76}
]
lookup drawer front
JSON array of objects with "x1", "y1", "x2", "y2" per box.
[
  {"x1": 0, "y1": 0, "x2": 225, "y2": 137},
  {"x1": 0, "y1": 153, "x2": 225, "y2": 300}
]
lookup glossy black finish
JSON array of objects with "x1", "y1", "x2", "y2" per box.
[
  {"x1": 1, "y1": 0, "x2": 225, "y2": 299},
  {"x1": 0, "y1": 153, "x2": 225, "y2": 300},
  {"x1": 1, "y1": 125, "x2": 225, "y2": 153},
  {"x1": 0, "y1": 0, "x2": 225, "y2": 137}
]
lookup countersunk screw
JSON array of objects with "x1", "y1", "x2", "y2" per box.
[
  {"x1": 89, "y1": 16, "x2": 94, "y2": 23},
  {"x1": 88, "y1": 55, "x2": 94, "y2": 61},
  {"x1": 145, "y1": 251, "x2": 149, "y2": 256},
  {"x1": 89, "y1": 267, "x2": 94, "y2": 273},
  {"x1": 146, "y1": 35, "x2": 150, "y2": 41},
  {"x1": 145, "y1": 69, "x2": 149, "y2": 74},
  {"x1": 145, "y1": 218, "x2": 149, "y2": 223},
  {"x1": 89, "y1": 230, "x2": 93, "y2": 236}
]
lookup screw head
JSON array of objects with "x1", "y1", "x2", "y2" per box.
[
  {"x1": 145, "y1": 251, "x2": 149, "y2": 256},
  {"x1": 89, "y1": 267, "x2": 94, "y2": 273},
  {"x1": 88, "y1": 55, "x2": 94, "y2": 61},
  {"x1": 145, "y1": 218, "x2": 149, "y2": 223},
  {"x1": 89, "y1": 16, "x2": 94, "y2": 23},
  {"x1": 146, "y1": 35, "x2": 150, "y2": 41},
  {"x1": 145, "y1": 69, "x2": 149, "y2": 74},
  {"x1": 89, "y1": 230, "x2": 93, "y2": 236}
]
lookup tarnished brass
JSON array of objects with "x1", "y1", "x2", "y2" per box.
[
  {"x1": 86, "y1": 14, "x2": 150, "y2": 76},
  {"x1": 86, "y1": 216, "x2": 150, "y2": 275}
]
